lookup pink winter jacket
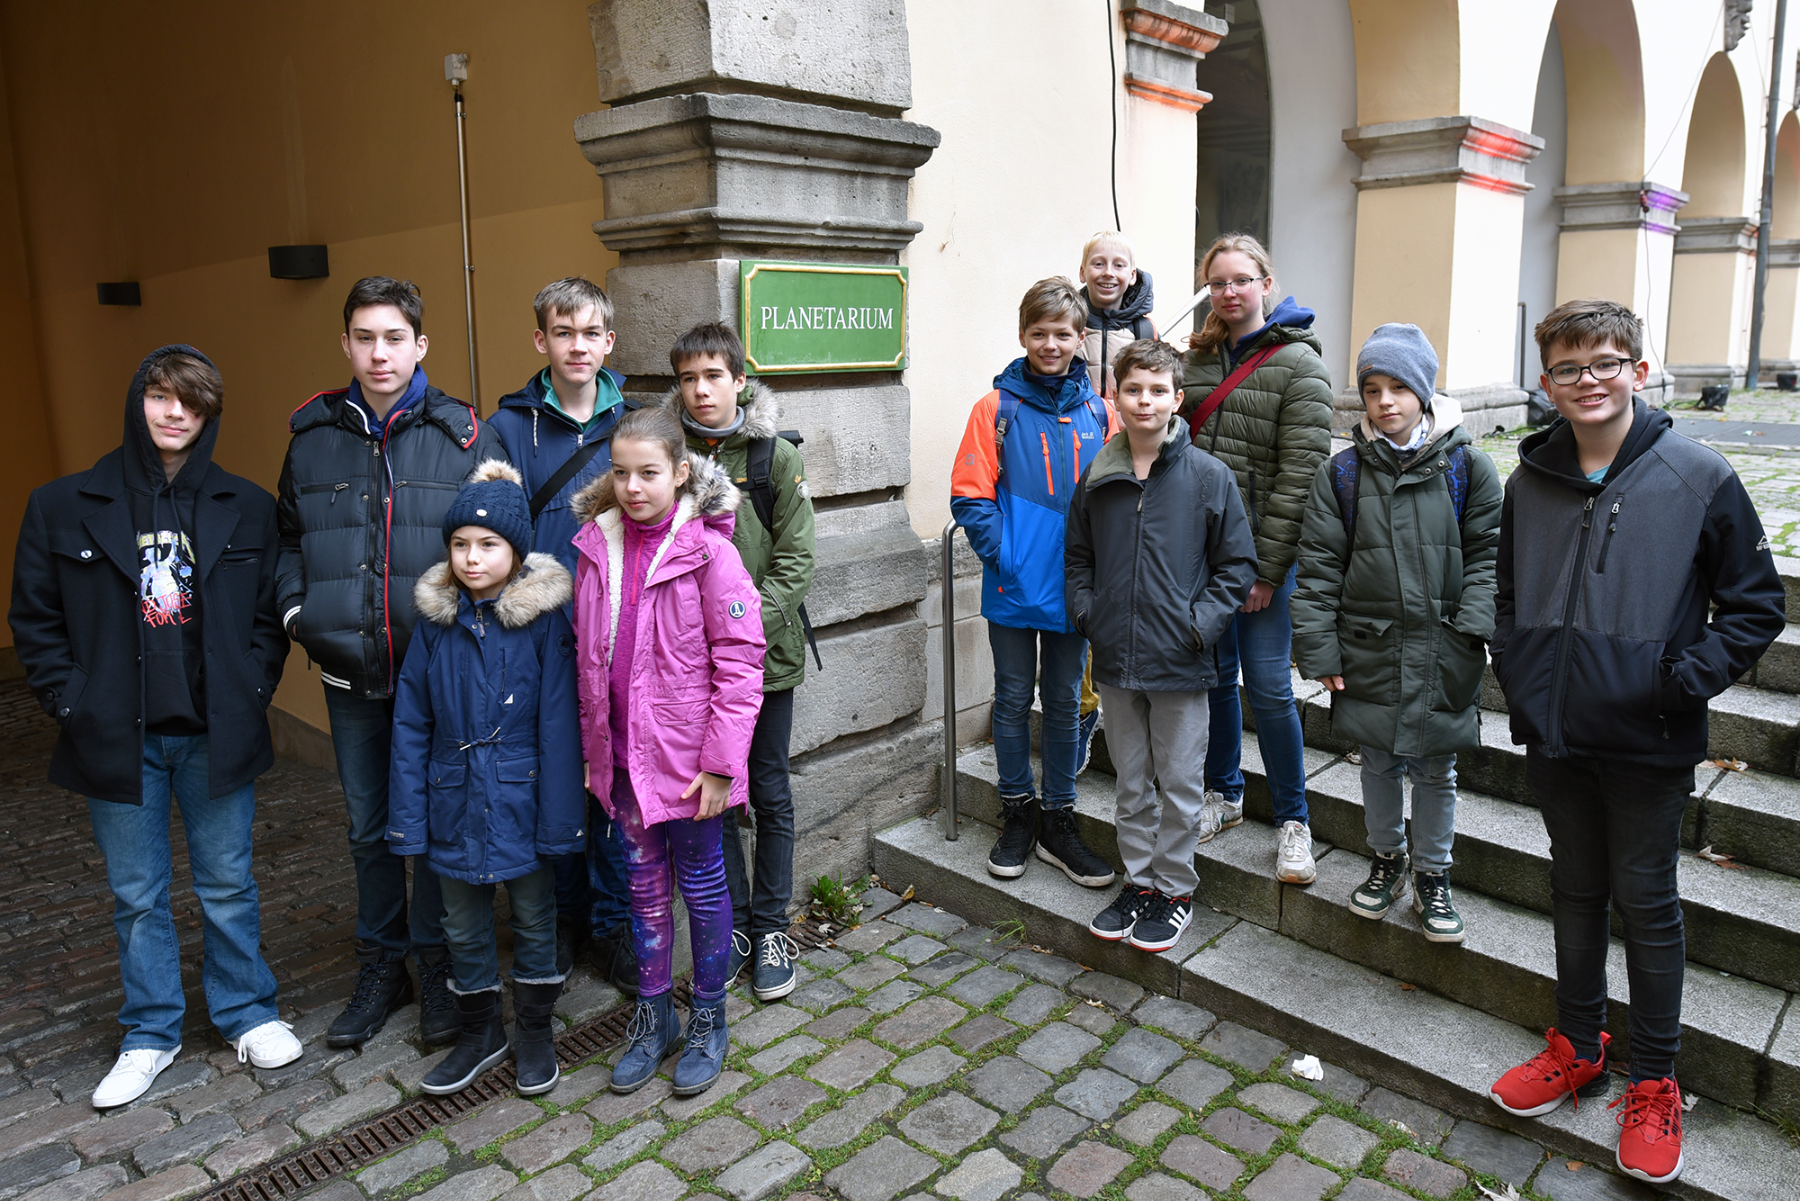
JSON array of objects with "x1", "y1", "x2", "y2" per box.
[{"x1": 570, "y1": 453, "x2": 765, "y2": 825}]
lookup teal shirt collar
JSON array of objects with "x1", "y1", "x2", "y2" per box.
[{"x1": 539, "y1": 367, "x2": 623, "y2": 432}]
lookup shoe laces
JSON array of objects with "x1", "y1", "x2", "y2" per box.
[
  {"x1": 235, "y1": 1020, "x2": 296, "y2": 1064},
  {"x1": 345, "y1": 960, "x2": 397, "y2": 1013},
  {"x1": 684, "y1": 1004, "x2": 719, "y2": 1051},
  {"x1": 1278, "y1": 822, "x2": 1311, "y2": 859},
  {"x1": 110, "y1": 1048, "x2": 169, "y2": 1078},
  {"x1": 1110, "y1": 883, "x2": 1153, "y2": 917},
  {"x1": 419, "y1": 957, "x2": 456, "y2": 1012},
  {"x1": 758, "y1": 932, "x2": 799, "y2": 969},
  {"x1": 1135, "y1": 890, "x2": 1174, "y2": 927},
  {"x1": 1043, "y1": 807, "x2": 1079, "y2": 837},
  {"x1": 1364, "y1": 855, "x2": 1405, "y2": 891},
  {"x1": 1415, "y1": 875, "x2": 1456, "y2": 919},
  {"x1": 731, "y1": 929, "x2": 753, "y2": 961},
  {"x1": 622, "y1": 998, "x2": 661, "y2": 1048},
  {"x1": 1610, "y1": 1079, "x2": 1681, "y2": 1139},
  {"x1": 1521, "y1": 1030, "x2": 1594, "y2": 1108}
]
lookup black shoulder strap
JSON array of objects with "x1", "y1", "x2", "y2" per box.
[
  {"x1": 1331, "y1": 446, "x2": 1362, "y2": 548},
  {"x1": 528, "y1": 435, "x2": 609, "y2": 521},
  {"x1": 1132, "y1": 315, "x2": 1154, "y2": 340},
  {"x1": 744, "y1": 433, "x2": 822, "y2": 671}
]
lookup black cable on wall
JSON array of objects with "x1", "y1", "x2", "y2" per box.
[{"x1": 1107, "y1": 0, "x2": 1122, "y2": 230}]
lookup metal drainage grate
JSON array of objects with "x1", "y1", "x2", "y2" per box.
[{"x1": 198, "y1": 921, "x2": 833, "y2": 1201}]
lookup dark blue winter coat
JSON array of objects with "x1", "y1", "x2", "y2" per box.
[
  {"x1": 489, "y1": 368, "x2": 633, "y2": 574},
  {"x1": 387, "y1": 549, "x2": 586, "y2": 884}
]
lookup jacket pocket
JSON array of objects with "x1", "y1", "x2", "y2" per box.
[
  {"x1": 426, "y1": 759, "x2": 468, "y2": 846},
  {"x1": 1434, "y1": 621, "x2": 1486, "y2": 713},
  {"x1": 1560, "y1": 632, "x2": 1668, "y2": 753},
  {"x1": 1337, "y1": 614, "x2": 1399, "y2": 705},
  {"x1": 56, "y1": 665, "x2": 89, "y2": 728}
]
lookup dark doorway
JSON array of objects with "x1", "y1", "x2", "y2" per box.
[{"x1": 1194, "y1": 0, "x2": 1272, "y2": 264}]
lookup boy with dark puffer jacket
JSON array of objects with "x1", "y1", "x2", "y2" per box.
[
  {"x1": 1485, "y1": 299, "x2": 1783, "y2": 1186},
  {"x1": 489, "y1": 277, "x2": 638, "y2": 996}
]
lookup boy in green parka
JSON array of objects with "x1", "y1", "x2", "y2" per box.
[
  {"x1": 662, "y1": 322, "x2": 816, "y2": 1002},
  {"x1": 1290, "y1": 323, "x2": 1502, "y2": 944}
]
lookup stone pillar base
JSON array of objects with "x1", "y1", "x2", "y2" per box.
[{"x1": 1666, "y1": 363, "x2": 1747, "y2": 398}]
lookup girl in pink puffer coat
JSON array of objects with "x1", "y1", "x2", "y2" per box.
[{"x1": 570, "y1": 408, "x2": 764, "y2": 1099}]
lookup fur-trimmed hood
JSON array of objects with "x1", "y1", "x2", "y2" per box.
[
  {"x1": 414, "y1": 552, "x2": 572, "y2": 629},
  {"x1": 657, "y1": 378, "x2": 780, "y2": 443},
  {"x1": 1354, "y1": 391, "x2": 1466, "y2": 455},
  {"x1": 568, "y1": 448, "x2": 741, "y2": 528}
]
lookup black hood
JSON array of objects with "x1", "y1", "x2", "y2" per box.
[
  {"x1": 123, "y1": 343, "x2": 222, "y2": 497},
  {"x1": 1517, "y1": 397, "x2": 1668, "y2": 491},
  {"x1": 1086, "y1": 269, "x2": 1156, "y2": 331}
]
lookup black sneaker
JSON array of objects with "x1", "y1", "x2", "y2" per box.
[
  {"x1": 1076, "y1": 707, "x2": 1101, "y2": 774},
  {"x1": 1128, "y1": 891, "x2": 1192, "y2": 952},
  {"x1": 987, "y1": 794, "x2": 1038, "y2": 879},
  {"x1": 1036, "y1": 807, "x2": 1116, "y2": 887},
  {"x1": 590, "y1": 921, "x2": 642, "y2": 997},
  {"x1": 555, "y1": 915, "x2": 584, "y2": 977},
  {"x1": 752, "y1": 932, "x2": 800, "y2": 1001},
  {"x1": 416, "y1": 949, "x2": 459, "y2": 1046},
  {"x1": 1089, "y1": 883, "x2": 1154, "y2": 941},
  {"x1": 326, "y1": 948, "x2": 414, "y2": 1048}
]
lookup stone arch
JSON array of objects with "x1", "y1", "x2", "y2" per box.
[
  {"x1": 1345, "y1": 0, "x2": 1457, "y2": 125},
  {"x1": 1774, "y1": 111, "x2": 1800, "y2": 239},
  {"x1": 1552, "y1": 0, "x2": 1645, "y2": 185},
  {"x1": 1681, "y1": 53, "x2": 1748, "y2": 217}
]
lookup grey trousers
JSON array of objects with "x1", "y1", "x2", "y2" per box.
[{"x1": 1096, "y1": 684, "x2": 1210, "y2": 897}]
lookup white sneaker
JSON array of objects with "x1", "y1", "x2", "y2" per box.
[
  {"x1": 1276, "y1": 821, "x2": 1317, "y2": 884},
  {"x1": 92, "y1": 1046, "x2": 179, "y2": 1108},
  {"x1": 1206, "y1": 790, "x2": 1244, "y2": 829},
  {"x1": 234, "y1": 1020, "x2": 303, "y2": 1069},
  {"x1": 1194, "y1": 801, "x2": 1225, "y2": 845}
]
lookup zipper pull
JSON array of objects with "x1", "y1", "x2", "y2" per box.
[
  {"x1": 1581, "y1": 495, "x2": 1595, "y2": 528},
  {"x1": 331, "y1": 482, "x2": 349, "y2": 504}
]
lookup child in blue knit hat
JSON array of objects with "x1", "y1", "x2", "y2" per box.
[{"x1": 386, "y1": 459, "x2": 586, "y2": 1098}]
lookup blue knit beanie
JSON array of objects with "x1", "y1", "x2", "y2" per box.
[
  {"x1": 442, "y1": 459, "x2": 532, "y2": 561},
  {"x1": 1357, "y1": 323, "x2": 1439, "y2": 409}
]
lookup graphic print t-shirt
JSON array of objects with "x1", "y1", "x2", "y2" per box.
[{"x1": 138, "y1": 528, "x2": 206, "y2": 735}]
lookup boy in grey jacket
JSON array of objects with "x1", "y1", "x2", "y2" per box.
[{"x1": 1066, "y1": 340, "x2": 1257, "y2": 952}]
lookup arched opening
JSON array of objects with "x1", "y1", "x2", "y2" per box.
[
  {"x1": 1681, "y1": 54, "x2": 1747, "y2": 217},
  {"x1": 1194, "y1": 0, "x2": 1271, "y2": 254},
  {"x1": 1554, "y1": 0, "x2": 1645, "y2": 185},
  {"x1": 1517, "y1": 21, "x2": 1567, "y2": 389},
  {"x1": 1773, "y1": 112, "x2": 1800, "y2": 239}
]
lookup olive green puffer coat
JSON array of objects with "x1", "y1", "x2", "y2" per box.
[
  {"x1": 1180, "y1": 302, "x2": 1335, "y2": 588},
  {"x1": 1289, "y1": 396, "x2": 1504, "y2": 757}
]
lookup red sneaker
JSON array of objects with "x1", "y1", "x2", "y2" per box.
[
  {"x1": 1611, "y1": 1076, "x2": 1684, "y2": 1184},
  {"x1": 1489, "y1": 1028, "x2": 1611, "y2": 1117}
]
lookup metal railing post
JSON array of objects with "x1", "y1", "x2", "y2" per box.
[{"x1": 941, "y1": 519, "x2": 959, "y2": 841}]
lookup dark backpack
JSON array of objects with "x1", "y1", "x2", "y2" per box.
[
  {"x1": 1331, "y1": 442, "x2": 1471, "y2": 550},
  {"x1": 745, "y1": 431, "x2": 823, "y2": 671}
]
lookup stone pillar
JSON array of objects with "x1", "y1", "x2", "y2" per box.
[
  {"x1": 1761, "y1": 238, "x2": 1800, "y2": 379},
  {"x1": 1340, "y1": 116, "x2": 1544, "y2": 433},
  {"x1": 1551, "y1": 181, "x2": 1687, "y2": 406},
  {"x1": 576, "y1": 1, "x2": 942, "y2": 892},
  {"x1": 1666, "y1": 216, "x2": 1758, "y2": 396},
  {"x1": 1119, "y1": 0, "x2": 1225, "y2": 113}
]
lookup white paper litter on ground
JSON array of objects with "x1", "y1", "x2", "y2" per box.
[{"x1": 1290, "y1": 1054, "x2": 1324, "y2": 1080}]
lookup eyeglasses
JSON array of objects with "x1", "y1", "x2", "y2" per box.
[
  {"x1": 1547, "y1": 356, "x2": 1636, "y2": 386},
  {"x1": 1205, "y1": 276, "x2": 1266, "y2": 295}
]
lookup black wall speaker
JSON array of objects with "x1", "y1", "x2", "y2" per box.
[
  {"x1": 269, "y1": 245, "x2": 329, "y2": 280},
  {"x1": 97, "y1": 282, "x2": 141, "y2": 306}
]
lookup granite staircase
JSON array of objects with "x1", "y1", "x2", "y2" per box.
[{"x1": 872, "y1": 557, "x2": 1800, "y2": 1201}]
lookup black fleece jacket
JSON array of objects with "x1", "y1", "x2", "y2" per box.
[{"x1": 1493, "y1": 400, "x2": 1785, "y2": 764}]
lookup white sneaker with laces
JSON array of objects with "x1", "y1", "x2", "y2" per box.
[
  {"x1": 92, "y1": 1046, "x2": 179, "y2": 1108},
  {"x1": 1206, "y1": 790, "x2": 1244, "y2": 829},
  {"x1": 1276, "y1": 821, "x2": 1317, "y2": 884},
  {"x1": 235, "y1": 1020, "x2": 303, "y2": 1069},
  {"x1": 1194, "y1": 801, "x2": 1225, "y2": 845}
]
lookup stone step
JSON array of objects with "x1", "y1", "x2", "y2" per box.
[
  {"x1": 872, "y1": 816, "x2": 1800, "y2": 1201},
  {"x1": 1743, "y1": 623, "x2": 1800, "y2": 693},
  {"x1": 953, "y1": 743, "x2": 1800, "y2": 998}
]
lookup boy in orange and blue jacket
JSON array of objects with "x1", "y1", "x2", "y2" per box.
[{"x1": 951, "y1": 277, "x2": 1118, "y2": 890}]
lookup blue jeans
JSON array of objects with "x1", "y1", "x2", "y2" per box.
[
  {"x1": 1527, "y1": 750, "x2": 1690, "y2": 1082},
  {"x1": 439, "y1": 866, "x2": 560, "y2": 993},
  {"x1": 989, "y1": 623, "x2": 1088, "y2": 809},
  {"x1": 575, "y1": 798, "x2": 631, "y2": 936},
  {"x1": 324, "y1": 688, "x2": 444, "y2": 955},
  {"x1": 88, "y1": 735, "x2": 280, "y2": 1050},
  {"x1": 1360, "y1": 746, "x2": 1457, "y2": 875},
  {"x1": 1205, "y1": 565, "x2": 1309, "y2": 824}
]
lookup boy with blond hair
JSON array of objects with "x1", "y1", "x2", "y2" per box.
[
  {"x1": 1077, "y1": 230, "x2": 1157, "y2": 399},
  {"x1": 952, "y1": 278, "x2": 1116, "y2": 889}
]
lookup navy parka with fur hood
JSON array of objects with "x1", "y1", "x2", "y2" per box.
[{"x1": 387, "y1": 470, "x2": 586, "y2": 884}]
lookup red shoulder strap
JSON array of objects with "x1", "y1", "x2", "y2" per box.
[{"x1": 1187, "y1": 344, "x2": 1280, "y2": 440}]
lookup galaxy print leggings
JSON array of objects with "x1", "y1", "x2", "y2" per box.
[{"x1": 611, "y1": 768, "x2": 732, "y2": 1001}]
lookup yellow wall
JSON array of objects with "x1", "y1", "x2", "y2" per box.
[
  {"x1": 1346, "y1": 0, "x2": 1459, "y2": 125},
  {"x1": 0, "y1": 1, "x2": 618, "y2": 702},
  {"x1": 1554, "y1": 0, "x2": 1645, "y2": 185},
  {"x1": 1347, "y1": 183, "x2": 1457, "y2": 386},
  {"x1": 1681, "y1": 54, "x2": 1748, "y2": 217},
  {"x1": 1666, "y1": 251, "x2": 1753, "y2": 364}
]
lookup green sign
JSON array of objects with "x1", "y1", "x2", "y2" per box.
[{"x1": 739, "y1": 261, "x2": 907, "y2": 373}]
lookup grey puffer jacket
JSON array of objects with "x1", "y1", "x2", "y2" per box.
[
  {"x1": 1179, "y1": 297, "x2": 1334, "y2": 587},
  {"x1": 1290, "y1": 395, "x2": 1504, "y2": 757}
]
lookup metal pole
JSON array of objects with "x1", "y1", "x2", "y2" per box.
[
  {"x1": 454, "y1": 88, "x2": 480, "y2": 410},
  {"x1": 941, "y1": 519, "x2": 959, "y2": 841},
  {"x1": 1748, "y1": 0, "x2": 1790, "y2": 393},
  {"x1": 1160, "y1": 289, "x2": 1211, "y2": 338}
]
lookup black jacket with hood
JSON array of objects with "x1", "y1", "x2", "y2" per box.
[
  {"x1": 1081, "y1": 270, "x2": 1156, "y2": 396},
  {"x1": 1493, "y1": 399, "x2": 1785, "y2": 765},
  {"x1": 275, "y1": 372, "x2": 506, "y2": 699},
  {"x1": 9, "y1": 345, "x2": 288, "y2": 803},
  {"x1": 1065, "y1": 414, "x2": 1258, "y2": 691}
]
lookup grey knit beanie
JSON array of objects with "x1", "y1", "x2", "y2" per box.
[{"x1": 1357, "y1": 323, "x2": 1439, "y2": 408}]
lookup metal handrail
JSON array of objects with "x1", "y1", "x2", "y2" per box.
[{"x1": 941, "y1": 518, "x2": 958, "y2": 841}]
